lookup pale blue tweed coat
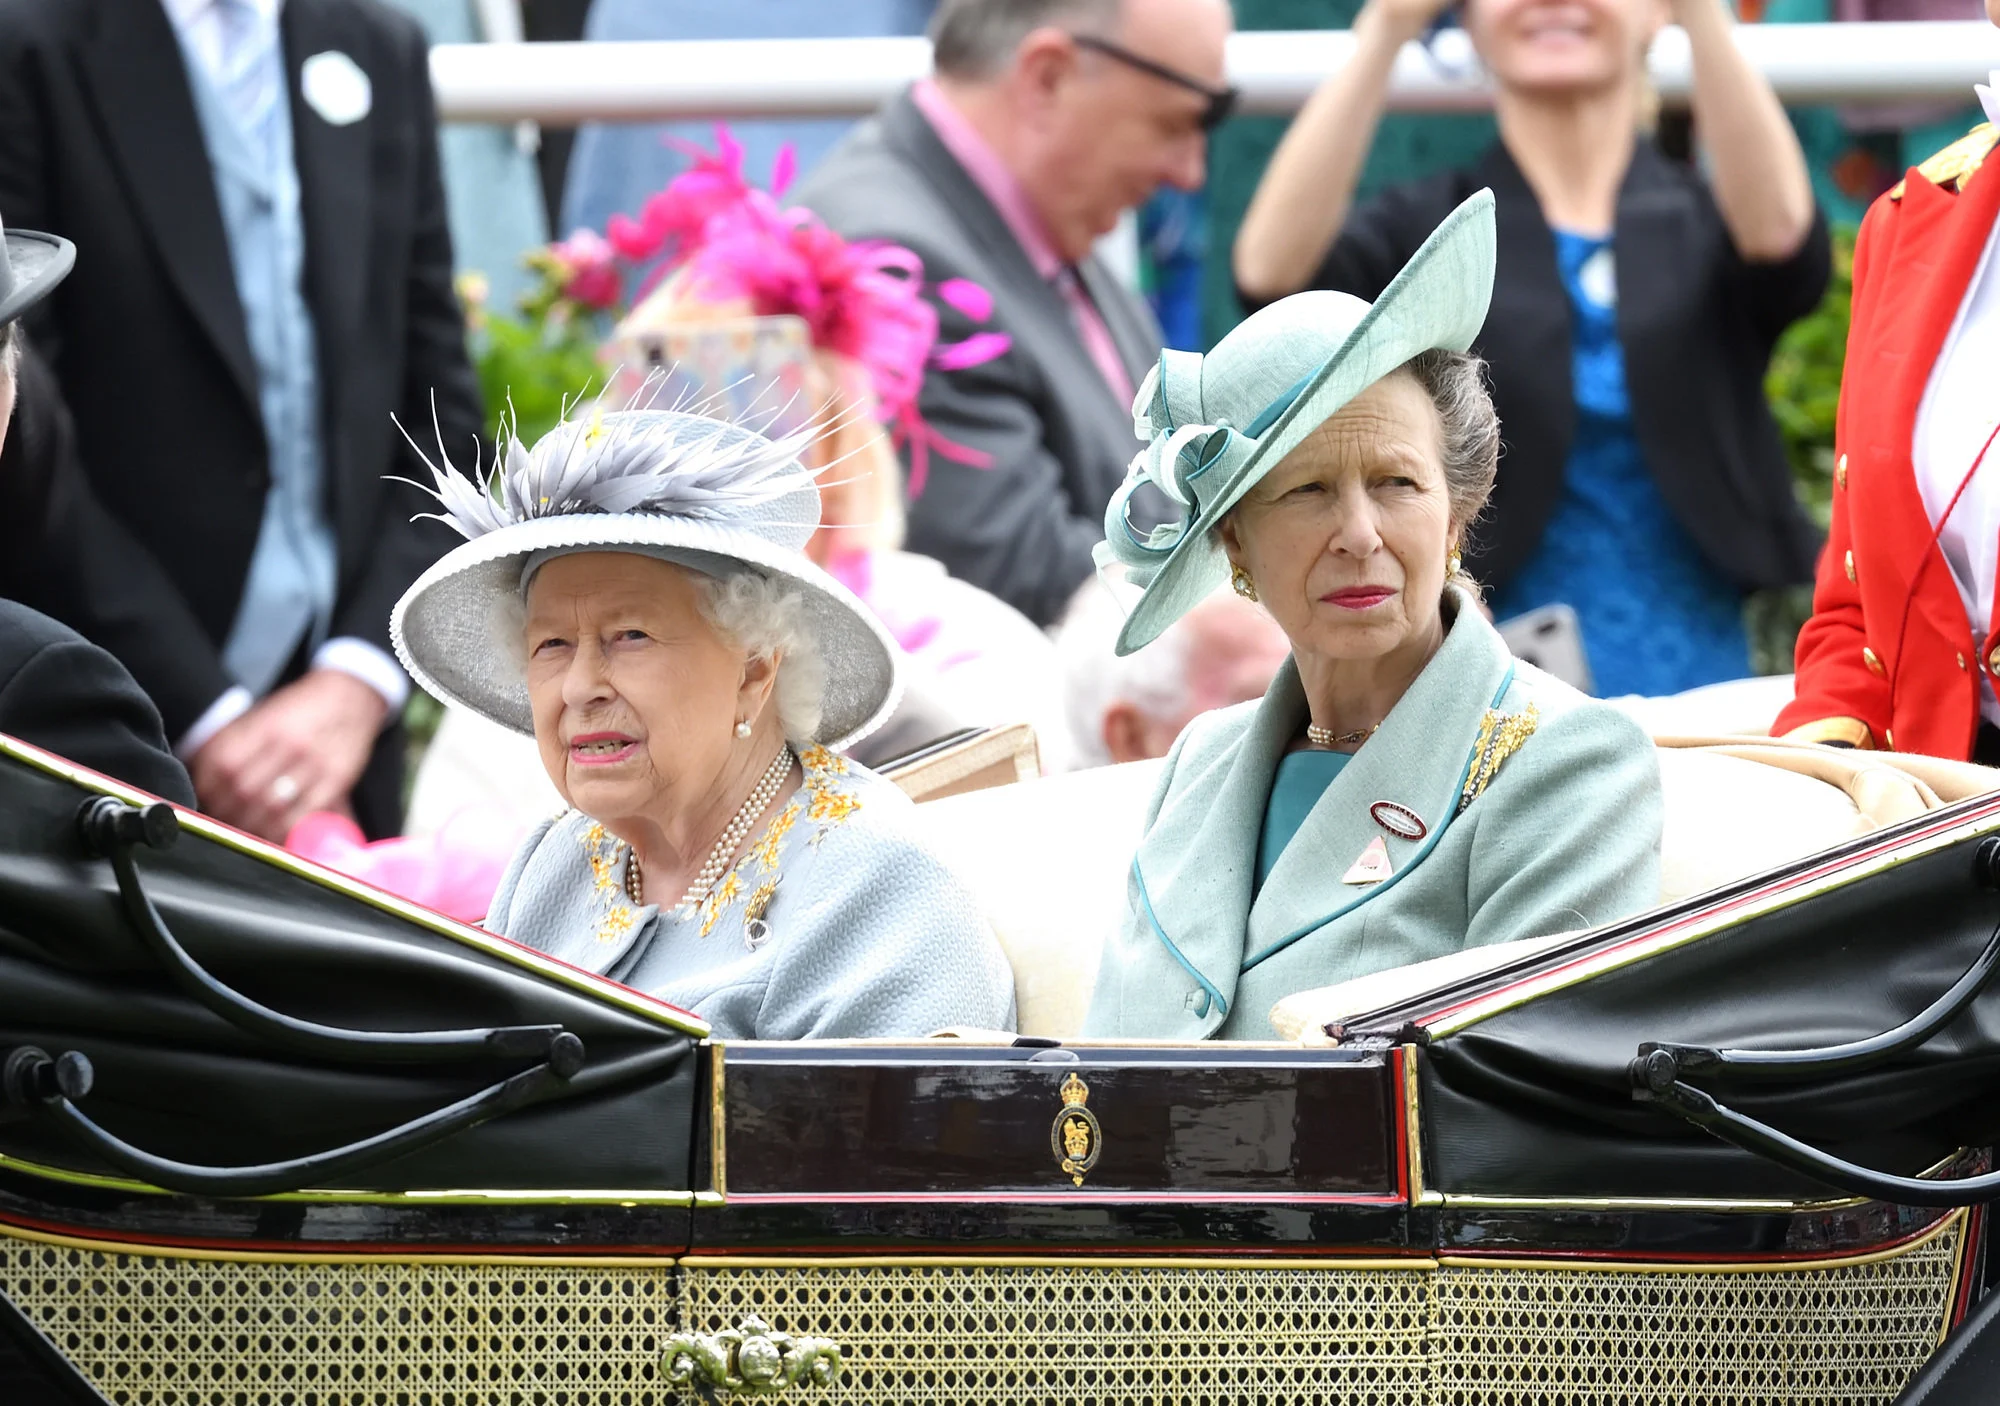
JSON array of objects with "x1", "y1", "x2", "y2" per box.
[
  {"x1": 1084, "y1": 592, "x2": 1663, "y2": 1041},
  {"x1": 487, "y1": 748, "x2": 1017, "y2": 1040}
]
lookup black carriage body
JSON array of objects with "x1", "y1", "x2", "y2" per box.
[{"x1": 0, "y1": 735, "x2": 1996, "y2": 1403}]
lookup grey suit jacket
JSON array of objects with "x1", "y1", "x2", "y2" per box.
[
  {"x1": 1084, "y1": 594, "x2": 1664, "y2": 1040},
  {"x1": 792, "y1": 90, "x2": 1165, "y2": 625}
]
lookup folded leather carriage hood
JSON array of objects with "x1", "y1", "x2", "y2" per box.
[
  {"x1": 0, "y1": 740, "x2": 700, "y2": 1195},
  {"x1": 1412, "y1": 821, "x2": 2000, "y2": 1201}
]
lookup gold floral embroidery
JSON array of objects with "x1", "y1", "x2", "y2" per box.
[
  {"x1": 698, "y1": 870, "x2": 744, "y2": 938},
  {"x1": 581, "y1": 822, "x2": 621, "y2": 893},
  {"x1": 751, "y1": 801, "x2": 803, "y2": 872},
  {"x1": 596, "y1": 903, "x2": 638, "y2": 944},
  {"x1": 807, "y1": 782, "x2": 861, "y2": 825},
  {"x1": 665, "y1": 751, "x2": 864, "y2": 940},
  {"x1": 800, "y1": 745, "x2": 848, "y2": 777},
  {"x1": 578, "y1": 818, "x2": 641, "y2": 943}
]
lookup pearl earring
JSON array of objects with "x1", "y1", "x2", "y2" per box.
[{"x1": 734, "y1": 719, "x2": 753, "y2": 739}]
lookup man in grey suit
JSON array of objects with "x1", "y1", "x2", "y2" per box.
[{"x1": 794, "y1": 0, "x2": 1234, "y2": 626}]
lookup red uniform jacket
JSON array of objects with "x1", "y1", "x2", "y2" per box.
[{"x1": 1777, "y1": 126, "x2": 2000, "y2": 759}]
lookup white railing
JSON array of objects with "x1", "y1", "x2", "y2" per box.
[{"x1": 430, "y1": 22, "x2": 2000, "y2": 124}]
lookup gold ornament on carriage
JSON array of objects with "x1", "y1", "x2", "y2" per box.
[
  {"x1": 661, "y1": 1313, "x2": 843, "y2": 1397},
  {"x1": 1051, "y1": 1071, "x2": 1103, "y2": 1187}
]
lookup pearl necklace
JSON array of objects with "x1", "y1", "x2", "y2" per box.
[
  {"x1": 622, "y1": 745, "x2": 796, "y2": 914},
  {"x1": 1306, "y1": 721, "x2": 1380, "y2": 749}
]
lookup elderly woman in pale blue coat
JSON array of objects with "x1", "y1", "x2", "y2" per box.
[
  {"x1": 1085, "y1": 193, "x2": 1662, "y2": 1041},
  {"x1": 391, "y1": 408, "x2": 1016, "y2": 1040}
]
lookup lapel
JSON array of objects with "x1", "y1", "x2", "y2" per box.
[
  {"x1": 78, "y1": 0, "x2": 259, "y2": 414},
  {"x1": 1127, "y1": 664, "x2": 1292, "y2": 1031},
  {"x1": 282, "y1": 0, "x2": 373, "y2": 451},
  {"x1": 882, "y1": 92, "x2": 1133, "y2": 422},
  {"x1": 1243, "y1": 599, "x2": 1514, "y2": 973},
  {"x1": 1853, "y1": 155, "x2": 2000, "y2": 652}
]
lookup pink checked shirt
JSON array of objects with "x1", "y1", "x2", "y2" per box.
[{"x1": 910, "y1": 79, "x2": 1136, "y2": 407}]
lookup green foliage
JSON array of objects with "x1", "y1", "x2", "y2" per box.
[
  {"x1": 469, "y1": 308, "x2": 605, "y2": 447},
  {"x1": 1745, "y1": 223, "x2": 1854, "y2": 676},
  {"x1": 1765, "y1": 224, "x2": 1854, "y2": 531}
]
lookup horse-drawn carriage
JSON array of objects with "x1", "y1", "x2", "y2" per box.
[{"x1": 5, "y1": 727, "x2": 2000, "y2": 1404}]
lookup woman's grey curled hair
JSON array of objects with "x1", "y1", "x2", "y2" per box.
[
  {"x1": 1402, "y1": 347, "x2": 1499, "y2": 600},
  {"x1": 697, "y1": 569, "x2": 826, "y2": 744},
  {"x1": 494, "y1": 565, "x2": 827, "y2": 744}
]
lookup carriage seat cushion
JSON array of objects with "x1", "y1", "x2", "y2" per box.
[{"x1": 921, "y1": 742, "x2": 1997, "y2": 1041}]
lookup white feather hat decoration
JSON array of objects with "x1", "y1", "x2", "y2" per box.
[{"x1": 390, "y1": 402, "x2": 902, "y2": 750}]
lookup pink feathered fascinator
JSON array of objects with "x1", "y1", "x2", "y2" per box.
[{"x1": 562, "y1": 128, "x2": 1010, "y2": 496}]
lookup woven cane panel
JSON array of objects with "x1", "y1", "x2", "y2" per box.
[
  {"x1": 0, "y1": 1219, "x2": 1962, "y2": 1406},
  {"x1": 1429, "y1": 1218, "x2": 1964, "y2": 1405},
  {"x1": 0, "y1": 1231, "x2": 676, "y2": 1405},
  {"x1": 683, "y1": 1228, "x2": 1962, "y2": 1406},
  {"x1": 679, "y1": 1263, "x2": 1436, "y2": 1404}
]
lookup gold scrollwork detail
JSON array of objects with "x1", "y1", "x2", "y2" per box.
[
  {"x1": 662, "y1": 1314, "x2": 843, "y2": 1397},
  {"x1": 1051, "y1": 1071, "x2": 1102, "y2": 1187}
]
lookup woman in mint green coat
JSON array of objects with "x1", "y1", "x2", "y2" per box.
[{"x1": 1084, "y1": 193, "x2": 1662, "y2": 1041}]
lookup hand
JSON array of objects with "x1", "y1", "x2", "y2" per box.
[
  {"x1": 189, "y1": 669, "x2": 389, "y2": 841},
  {"x1": 1358, "y1": 0, "x2": 1460, "y2": 49}
]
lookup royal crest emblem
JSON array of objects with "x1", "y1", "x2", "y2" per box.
[{"x1": 1050, "y1": 1071, "x2": 1102, "y2": 1187}]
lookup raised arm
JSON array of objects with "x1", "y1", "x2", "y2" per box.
[
  {"x1": 1233, "y1": 0, "x2": 1452, "y2": 304},
  {"x1": 1675, "y1": 0, "x2": 1816, "y2": 261}
]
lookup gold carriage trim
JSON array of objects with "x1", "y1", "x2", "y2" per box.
[{"x1": 1, "y1": 1210, "x2": 1969, "y2": 1405}]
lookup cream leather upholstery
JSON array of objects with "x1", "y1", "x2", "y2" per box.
[
  {"x1": 922, "y1": 739, "x2": 2000, "y2": 1042},
  {"x1": 921, "y1": 760, "x2": 1162, "y2": 1040}
]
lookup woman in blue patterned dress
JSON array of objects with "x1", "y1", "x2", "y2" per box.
[{"x1": 1235, "y1": 0, "x2": 1830, "y2": 695}]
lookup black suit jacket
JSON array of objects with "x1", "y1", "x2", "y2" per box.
[
  {"x1": 793, "y1": 91, "x2": 1165, "y2": 626},
  {"x1": 0, "y1": 0, "x2": 481, "y2": 737},
  {"x1": 1272, "y1": 140, "x2": 1828, "y2": 595},
  {"x1": 0, "y1": 600, "x2": 197, "y2": 805}
]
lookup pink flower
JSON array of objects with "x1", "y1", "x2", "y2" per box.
[
  {"x1": 549, "y1": 228, "x2": 623, "y2": 310},
  {"x1": 576, "y1": 126, "x2": 1019, "y2": 500}
]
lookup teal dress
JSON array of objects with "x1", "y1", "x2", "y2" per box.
[{"x1": 1256, "y1": 750, "x2": 1351, "y2": 891}]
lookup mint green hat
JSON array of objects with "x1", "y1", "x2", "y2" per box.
[{"x1": 1096, "y1": 190, "x2": 1497, "y2": 656}]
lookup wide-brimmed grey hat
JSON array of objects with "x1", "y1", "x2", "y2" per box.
[
  {"x1": 1, "y1": 214, "x2": 75, "y2": 326},
  {"x1": 1095, "y1": 190, "x2": 1496, "y2": 655},
  {"x1": 390, "y1": 408, "x2": 902, "y2": 750}
]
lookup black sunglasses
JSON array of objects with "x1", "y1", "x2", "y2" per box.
[{"x1": 1069, "y1": 33, "x2": 1239, "y2": 132}]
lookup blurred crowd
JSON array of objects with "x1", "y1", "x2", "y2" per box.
[{"x1": 0, "y1": 0, "x2": 1994, "y2": 879}]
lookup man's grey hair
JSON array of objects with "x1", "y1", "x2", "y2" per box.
[
  {"x1": 930, "y1": 0, "x2": 1123, "y2": 80},
  {"x1": 1055, "y1": 576, "x2": 1194, "y2": 771},
  {"x1": 0, "y1": 320, "x2": 18, "y2": 383},
  {"x1": 497, "y1": 563, "x2": 827, "y2": 744}
]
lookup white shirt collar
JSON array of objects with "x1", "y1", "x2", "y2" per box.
[
  {"x1": 1979, "y1": 70, "x2": 2000, "y2": 128},
  {"x1": 158, "y1": 0, "x2": 281, "y2": 34}
]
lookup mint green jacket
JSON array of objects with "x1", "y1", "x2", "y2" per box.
[{"x1": 1083, "y1": 594, "x2": 1663, "y2": 1040}]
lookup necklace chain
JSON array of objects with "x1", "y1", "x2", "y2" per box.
[
  {"x1": 622, "y1": 744, "x2": 795, "y2": 912},
  {"x1": 1306, "y1": 720, "x2": 1380, "y2": 749}
]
